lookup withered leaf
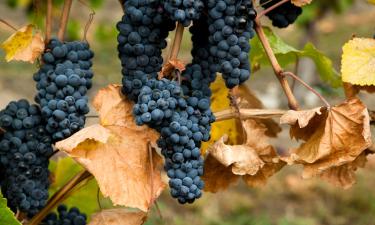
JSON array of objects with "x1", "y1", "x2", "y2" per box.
[
  {"x1": 234, "y1": 85, "x2": 281, "y2": 137},
  {"x1": 282, "y1": 98, "x2": 372, "y2": 187},
  {"x1": 89, "y1": 209, "x2": 147, "y2": 225},
  {"x1": 203, "y1": 120, "x2": 285, "y2": 192},
  {"x1": 291, "y1": 0, "x2": 313, "y2": 7},
  {"x1": 56, "y1": 85, "x2": 163, "y2": 212},
  {"x1": 159, "y1": 59, "x2": 186, "y2": 79},
  {"x1": 319, "y1": 152, "x2": 369, "y2": 189}
]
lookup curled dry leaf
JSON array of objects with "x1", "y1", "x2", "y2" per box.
[
  {"x1": 291, "y1": 0, "x2": 313, "y2": 7},
  {"x1": 56, "y1": 85, "x2": 163, "y2": 212},
  {"x1": 234, "y1": 85, "x2": 281, "y2": 137},
  {"x1": 0, "y1": 24, "x2": 44, "y2": 63},
  {"x1": 159, "y1": 59, "x2": 186, "y2": 79},
  {"x1": 203, "y1": 120, "x2": 285, "y2": 192},
  {"x1": 281, "y1": 98, "x2": 372, "y2": 188},
  {"x1": 319, "y1": 151, "x2": 369, "y2": 189},
  {"x1": 89, "y1": 209, "x2": 147, "y2": 225}
]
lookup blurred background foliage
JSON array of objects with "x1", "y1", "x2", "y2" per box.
[{"x1": 0, "y1": 0, "x2": 375, "y2": 225}]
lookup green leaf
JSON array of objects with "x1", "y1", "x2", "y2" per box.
[
  {"x1": 0, "y1": 192, "x2": 21, "y2": 225},
  {"x1": 250, "y1": 27, "x2": 341, "y2": 88},
  {"x1": 49, "y1": 157, "x2": 100, "y2": 216}
]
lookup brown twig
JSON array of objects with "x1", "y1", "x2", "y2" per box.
[
  {"x1": 254, "y1": 19, "x2": 299, "y2": 110},
  {"x1": 28, "y1": 170, "x2": 92, "y2": 225},
  {"x1": 214, "y1": 108, "x2": 287, "y2": 122},
  {"x1": 169, "y1": 23, "x2": 184, "y2": 60},
  {"x1": 0, "y1": 18, "x2": 17, "y2": 31},
  {"x1": 258, "y1": 0, "x2": 290, "y2": 18},
  {"x1": 282, "y1": 71, "x2": 331, "y2": 108},
  {"x1": 45, "y1": 0, "x2": 52, "y2": 44},
  {"x1": 57, "y1": 0, "x2": 73, "y2": 41}
]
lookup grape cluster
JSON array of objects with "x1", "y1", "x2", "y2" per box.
[
  {"x1": 207, "y1": 0, "x2": 256, "y2": 88},
  {"x1": 117, "y1": 0, "x2": 175, "y2": 101},
  {"x1": 33, "y1": 38, "x2": 94, "y2": 142},
  {"x1": 0, "y1": 100, "x2": 52, "y2": 216},
  {"x1": 260, "y1": 0, "x2": 302, "y2": 28},
  {"x1": 163, "y1": 0, "x2": 204, "y2": 26},
  {"x1": 41, "y1": 204, "x2": 87, "y2": 225}
]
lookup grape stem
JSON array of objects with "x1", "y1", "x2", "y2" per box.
[
  {"x1": 45, "y1": 0, "x2": 52, "y2": 44},
  {"x1": 57, "y1": 0, "x2": 73, "y2": 41},
  {"x1": 282, "y1": 71, "x2": 331, "y2": 108},
  {"x1": 214, "y1": 108, "x2": 287, "y2": 122},
  {"x1": 28, "y1": 170, "x2": 93, "y2": 225},
  {"x1": 254, "y1": 18, "x2": 299, "y2": 110},
  {"x1": 258, "y1": 0, "x2": 290, "y2": 18},
  {"x1": 169, "y1": 23, "x2": 185, "y2": 60}
]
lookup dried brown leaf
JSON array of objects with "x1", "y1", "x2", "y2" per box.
[
  {"x1": 159, "y1": 59, "x2": 186, "y2": 79},
  {"x1": 291, "y1": 0, "x2": 313, "y2": 7},
  {"x1": 56, "y1": 85, "x2": 163, "y2": 212},
  {"x1": 203, "y1": 120, "x2": 285, "y2": 192},
  {"x1": 89, "y1": 209, "x2": 147, "y2": 225},
  {"x1": 282, "y1": 98, "x2": 372, "y2": 187},
  {"x1": 202, "y1": 154, "x2": 239, "y2": 193},
  {"x1": 12, "y1": 31, "x2": 44, "y2": 63},
  {"x1": 319, "y1": 152, "x2": 369, "y2": 189},
  {"x1": 234, "y1": 85, "x2": 281, "y2": 137},
  {"x1": 280, "y1": 107, "x2": 327, "y2": 141}
]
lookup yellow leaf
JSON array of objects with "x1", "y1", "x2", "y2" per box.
[
  {"x1": 89, "y1": 209, "x2": 147, "y2": 225},
  {"x1": 368, "y1": 0, "x2": 375, "y2": 4},
  {"x1": 281, "y1": 98, "x2": 372, "y2": 188},
  {"x1": 291, "y1": 0, "x2": 313, "y2": 7},
  {"x1": 0, "y1": 24, "x2": 44, "y2": 63},
  {"x1": 201, "y1": 77, "x2": 242, "y2": 153},
  {"x1": 202, "y1": 120, "x2": 285, "y2": 192},
  {"x1": 341, "y1": 38, "x2": 375, "y2": 86},
  {"x1": 56, "y1": 85, "x2": 163, "y2": 212}
]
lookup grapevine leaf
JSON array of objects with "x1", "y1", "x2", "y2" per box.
[
  {"x1": 203, "y1": 120, "x2": 285, "y2": 192},
  {"x1": 250, "y1": 27, "x2": 341, "y2": 87},
  {"x1": 291, "y1": 0, "x2": 313, "y2": 7},
  {"x1": 320, "y1": 151, "x2": 370, "y2": 189},
  {"x1": 201, "y1": 77, "x2": 243, "y2": 154},
  {"x1": 0, "y1": 192, "x2": 21, "y2": 225},
  {"x1": 0, "y1": 24, "x2": 44, "y2": 63},
  {"x1": 159, "y1": 59, "x2": 186, "y2": 79},
  {"x1": 341, "y1": 38, "x2": 375, "y2": 86},
  {"x1": 89, "y1": 209, "x2": 147, "y2": 225},
  {"x1": 56, "y1": 85, "x2": 163, "y2": 212},
  {"x1": 49, "y1": 157, "x2": 100, "y2": 216},
  {"x1": 281, "y1": 98, "x2": 372, "y2": 188}
]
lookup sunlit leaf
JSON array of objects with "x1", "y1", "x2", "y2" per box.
[
  {"x1": 0, "y1": 192, "x2": 21, "y2": 225},
  {"x1": 341, "y1": 38, "x2": 375, "y2": 86}
]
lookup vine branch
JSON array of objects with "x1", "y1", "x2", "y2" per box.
[
  {"x1": 282, "y1": 71, "x2": 331, "y2": 108},
  {"x1": 214, "y1": 108, "x2": 287, "y2": 122},
  {"x1": 254, "y1": 18, "x2": 299, "y2": 110},
  {"x1": 169, "y1": 22, "x2": 185, "y2": 60},
  {"x1": 57, "y1": 0, "x2": 73, "y2": 41},
  {"x1": 28, "y1": 170, "x2": 92, "y2": 225},
  {"x1": 45, "y1": 0, "x2": 52, "y2": 44}
]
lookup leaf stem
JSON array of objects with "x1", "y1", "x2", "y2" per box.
[
  {"x1": 258, "y1": 0, "x2": 290, "y2": 18},
  {"x1": 0, "y1": 18, "x2": 17, "y2": 31},
  {"x1": 282, "y1": 71, "x2": 331, "y2": 108},
  {"x1": 45, "y1": 0, "x2": 52, "y2": 44},
  {"x1": 28, "y1": 170, "x2": 92, "y2": 225},
  {"x1": 169, "y1": 23, "x2": 184, "y2": 60},
  {"x1": 254, "y1": 19, "x2": 299, "y2": 110},
  {"x1": 57, "y1": 0, "x2": 73, "y2": 41},
  {"x1": 214, "y1": 108, "x2": 287, "y2": 122}
]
